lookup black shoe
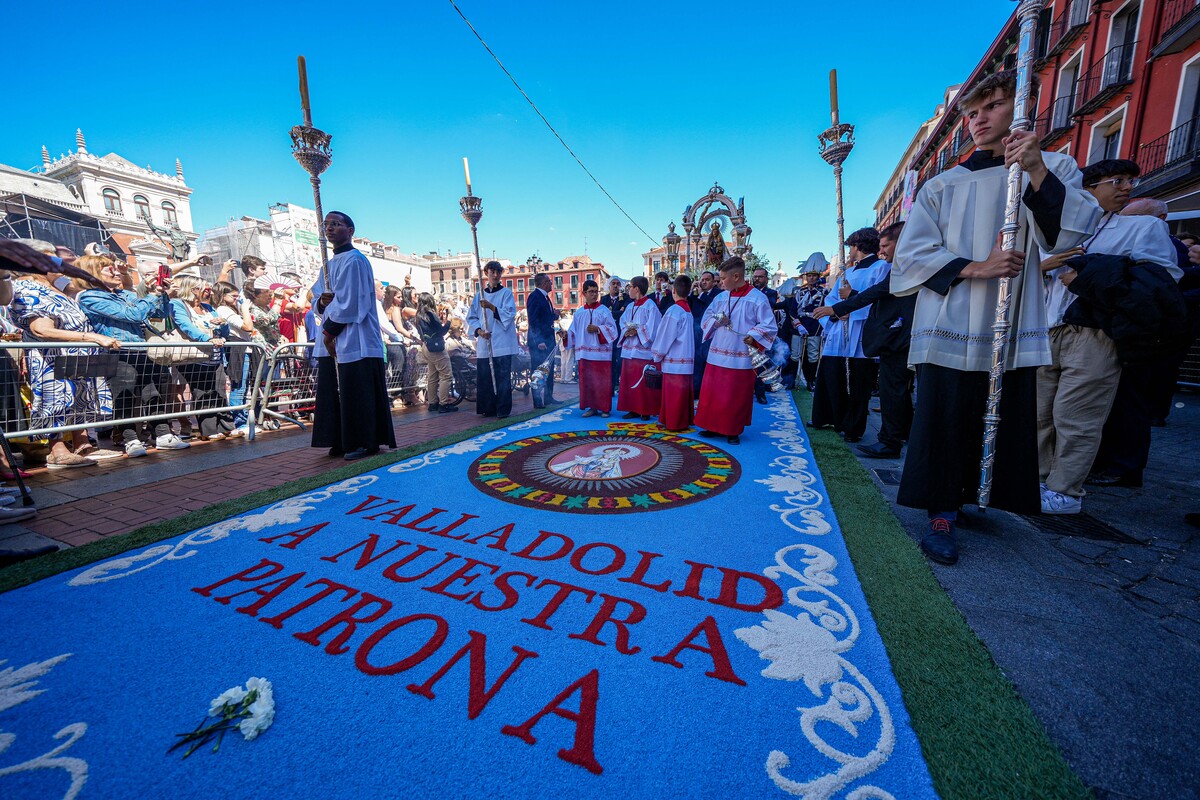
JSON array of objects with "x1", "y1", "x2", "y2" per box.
[
  {"x1": 1085, "y1": 471, "x2": 1143, "y2": 488},
  {"x1": 1186, "y1": 512, "x2": 1200, "y2": 529},
  {"x1": 755, "y1": 394, "x2": 767, "y2": 405},
  {"x1": 546, "y1": 397, "x2": 560, "y2": 404},
  {"x1": 698, "y1": 429, "x2": 721, "y2": 438},
  {"x1": 327, "y1": 448, "x2": 345, "y2": 458},
  {"x1": 438, "y1": 406, "x2": 459, "y2": 413},
  {"x1": 842, "y1": 434, "x2": 862, "y2": 443},
  {"x1": 344, "y1": 447, "x2": 380, "y2": 461},
  {"x1": 496, "y1": 413, "x2": 510, "y2": 419},
  {"x1": 805, "y1": 420, "x2": 825, "y2": 429},
  {"x1": 428, "y1": 403, "x2": 441, "y2": 412},
  {"x1": 727, "y1": 435, "x2": 740, "y2": 445},
  {"x1": 920, "y1": 519, "x2": 958, "y2": 565},
  {"x1": 622, "y1": 411, "x2": 640, "y2": 419},
  {"x1": 857, "y1": 441, "x2": 901, "y2": 458},
  {"x1": 640, "y1": 415, "x2": 651, "y2": 421},
  {"x1": 533, "y1": 404, "x2": 545, "y2": 409}
]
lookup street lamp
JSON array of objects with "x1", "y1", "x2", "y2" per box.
[{"x1": 663, "y1": 221, "x2": 682, "y2": 274}]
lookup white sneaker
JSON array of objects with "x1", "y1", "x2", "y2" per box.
[
  {"x1": 155, "y1": 433, "x2": 191, "y2": 450},
  {"x1": 0, "y1": 506, "x2": 37, "y2": 524},
  {"x1": 125, "y1": 439, "x2": 149, "y2": 458},
  {"x1": 1041, "y1": 490, "x2": 1081, "y2": 515}
]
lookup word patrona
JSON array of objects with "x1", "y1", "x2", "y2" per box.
[{"x1": 188, "y1": 501, "x2": 783, "y2": 776}]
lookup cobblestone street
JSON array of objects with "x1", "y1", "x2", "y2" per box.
[{"x1": 850, "y1": 386, "x2": 1200, "y2": 800}]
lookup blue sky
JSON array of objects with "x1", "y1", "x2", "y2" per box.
[{"x1": 2, "y1": 1, "x2": 1014, "y2": 277}]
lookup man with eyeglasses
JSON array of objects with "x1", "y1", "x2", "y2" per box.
[{"x1": 1035, "y1": 159, "x2": 1179, "y2": 513}]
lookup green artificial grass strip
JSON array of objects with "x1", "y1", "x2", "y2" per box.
[
  {"x1": 795, "y1": 390, "x2": 1092, "y2": 800},
  {"x1": 0, "y1": 406, "x2": 557, "y2": 594}
]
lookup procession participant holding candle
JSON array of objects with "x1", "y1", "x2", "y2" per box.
[
  {"x1": 616, "y1": 275, "x2": 662, "y2": 420},
  {"x1": 466, "y1": 260, "x2": 518, "y2": 418},
  {"x1": 566, "y1": 280, "x2": 617, "y2": 418},
  {"x1": 694, "y1": 256, "x2": 777, "y2": 444},
  {"x1": 312, "y1": 211, "x2": 397, "y2": 461},
  {"x1": 650, "y1": 274, "x2": 696, "y2": 431}
]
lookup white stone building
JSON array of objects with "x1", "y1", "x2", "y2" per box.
[{"x1": 40, "y1": 129, "x2": 195, "y2": 266}]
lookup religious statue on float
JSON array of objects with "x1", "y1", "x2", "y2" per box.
[{"x1": 704, "y1": 221, "x2": 727, "y2": 267}]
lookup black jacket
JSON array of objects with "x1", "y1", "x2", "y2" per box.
[
  {"x1": 1063, "y1": 253, "x2": 1189, "y2": 364},
  {"x1": 831, "y1": 274, "x2": 915, "y2": 358}
]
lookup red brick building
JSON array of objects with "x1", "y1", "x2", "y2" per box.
[
  {"x1": 876, "y1": 0, "x2": 1200, "y2": 231},
  {"x1": 505, "y1": 255, "x2": 610, "y2": 310}
]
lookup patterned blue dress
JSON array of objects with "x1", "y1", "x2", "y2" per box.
[{"x1": 11, "y1": 280, "x2": 114, "y2": 432}]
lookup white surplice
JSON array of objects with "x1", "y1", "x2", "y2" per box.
[
  {"x1": 649, "y1": 302, "x2": 695, "y2": 374},
  {"x1": 700, "y1": 285, "x2": 777, "y2": 369},
  {"x1": 891, "y1": 150, "x2": 1102, "y2": 372}
]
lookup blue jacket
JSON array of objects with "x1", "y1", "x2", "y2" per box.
[
  {"x1": 526, "y1": 288, "x2": 559, "y2": 346},
  {"x1": 77, "y1": 289, "x2": 167, "y2": 343},
  {"x1": 168, "y1": 300, "x2": 229, "y2": 342}
]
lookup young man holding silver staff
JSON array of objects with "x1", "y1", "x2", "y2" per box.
[{"x1": 890, "y1": 68, "x2": 1100, "y2": 565}]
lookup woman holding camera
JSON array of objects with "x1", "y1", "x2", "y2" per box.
[
  {"x1": 75, "y1": 254, "x2": 172, "y2": 456},
  {"x1": 211, "y1": 281, "x2": 255, "y2": 435},
  {"x1": 168, "y1": 276, "x2": 237, "y2": 441}
]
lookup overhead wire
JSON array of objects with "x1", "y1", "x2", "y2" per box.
[{"x1": 447, "y1": 0, "x2": 660, "y2": 247}]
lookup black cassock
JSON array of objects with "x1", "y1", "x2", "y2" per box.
[{"x1": 311, "y1": 356, "x2": 397, "y2": 453}]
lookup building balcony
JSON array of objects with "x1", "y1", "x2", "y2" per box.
[
  {"x1": 1034, "y1": 95, "x2": 1077, "y2": 144},
  {"x1": 104, "y1": 208, "x2": 125, "y2": 220},
  {"x1": 1074, "y1": 42, "x2": 1137, "y2": 116},
  {"x1": 1136, "y1": 116, "x2": 1200, "y2": 195},
  {"x1": 1153, "y1": 0, "x2": 1200, "y2": 58},
  {"x1": 1044, "y1": 0, "x2": 1090, "y2": 59}
]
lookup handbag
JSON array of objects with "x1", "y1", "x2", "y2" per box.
[{"x1": 146, "y1": 304, "x2": 216, "y2": 366}]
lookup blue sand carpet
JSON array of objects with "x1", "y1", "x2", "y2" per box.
[{"x1": 0, "y1": 395, "x2": 938, "y2": 799}]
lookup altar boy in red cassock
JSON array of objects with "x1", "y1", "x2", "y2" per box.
[
  {"x1": 617, "y1": 275, "x2": 663, "y2": 420},
  {"x1": 566, "y1": 280, "x2": 619, "y2": 418},
  {"x1": 650, "y1": 274, "x2": 695, "y2": 431},
  {"x1": 695, "y1": 256, "x2": 777, "y2": 444}
]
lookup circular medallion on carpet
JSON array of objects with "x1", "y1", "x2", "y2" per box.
[{"x1": 469, "y1": 429, "x2": 740, "y2": 513}]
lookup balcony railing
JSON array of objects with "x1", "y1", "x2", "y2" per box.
[
  {"x1": 1045, "y1": 0, "x2": 1090, "y2": 58},
  {"x1": 1074, "y1": 42, "x2": 1137, "y2": 115},
  {"x1": 1138, "y1": 116, "x2": 1200, "y2": 180},
  {"x1": 1035, "y1": 94, "x2": 1077, "y2": 143},
  {"x1": 1154, "y1": 0, "x2": 1200, "y2": 57}
]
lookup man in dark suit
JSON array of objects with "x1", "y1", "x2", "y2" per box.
[
  {"x1": 526, "y1": 272, "x2": 560, "y2": 408},
  {"x1": 751, "y1": 266, "x2": 782, "y2": 404},
  {"x1": 691, "y1": 270, "x2": 719, "y2": 394},
  {"x1": 816, "y1": 221, "x2": 913, "y2": 457},
  {"x1": 652, "y1": 271, "x2": 675, "y2": 315},
  {"x1": 601, "y1": 276, "x2": 627, "y2": 395}
]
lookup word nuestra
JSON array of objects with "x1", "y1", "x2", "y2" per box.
[{"x1": 190, "y1": 497, "x2": 786, "y2": 775}]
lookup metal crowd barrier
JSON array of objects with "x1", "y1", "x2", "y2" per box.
[
  {"x1": 0, "y1": 340, "x2": 270, "y2": 442},
  {"x1": 257, "y1": 343, "x2": 429, "y2": 428}
]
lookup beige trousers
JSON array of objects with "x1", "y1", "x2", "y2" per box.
[
  {"x1": 422, "y1": 346, "x2": 453, "y2": 405},
  {"x1": 1036, "y1": 325, "x2": 1122, "y2": 497}
]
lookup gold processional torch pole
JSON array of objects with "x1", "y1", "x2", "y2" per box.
[
  {"x1": 460, "y1": 158, "x2": 498, "y2": 395},
  {"x1": 978, "y1": 0, "x2": 1045, "y2": 510},
  {"x1": 818, "y1": 69, "x2": 855, "y2": 392},
  {"x1": 290, "y1": 56, "x2": 333, "y2": 291}
]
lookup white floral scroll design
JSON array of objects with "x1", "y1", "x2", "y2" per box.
[
  {"x1": 753, "y1": 396, "x2": 832, "y2": 536},
  {"x1": 736, "y1": 545, "x2": 897, "y2": 800},
  {"x1": 68, "y1": 475, "x2": 380, "y2": 586},
  {"x1": 387, "y1": 406, "x2": 574, "y2": 475},
  {"x1": 0, "y1": 653, "x2": 88, "y2": 800}
]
